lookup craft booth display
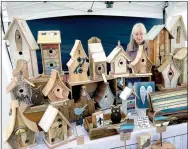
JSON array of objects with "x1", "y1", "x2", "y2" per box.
[
  {"x1": 4, "y1": 100, "x2": 39, "y2": 149},
  {"x1": 145, "y1": 25, "x2": 174, "y2": 67},
  {"x1": 174, "y1": 47, "x2": 187, "y2": 85},
  {"x1": 158, "y1": 54, "x2": 181, "y2": 89},
  {"x1": 129, "y1": 45, "x2": 153, "y2": 75},
  {"x1": 37, "y1": 31, "x2": 62, "y2": 75},
  {"x1": 39, "y1": 105, "x2": 75, "y2": 147},
  {"x1": 42, "y1": 69, "x2": 70, "y2": 102},
  {"x1": 3, "y1": 18, "x2": 39, "y2": 77},
  {"x1": 167, "y1": 15, "x2": 187, "y2": 53},
  {"x1": 67, "y1": 40, "x2": 89, "y2": 83},
  {"x1": 107, "y1": 41, "x2": 132, "y2": 77},
  {"x1": 88, "y1": 37, "x2": 107, "y2": 80}
]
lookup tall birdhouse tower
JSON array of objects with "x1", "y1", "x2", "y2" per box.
[
  {"x1": 3, "y1": 18, "x2": 39, "y2": 78},
  {"x1": 37, "y1": 31, "x2": 62, "y2": 75}
]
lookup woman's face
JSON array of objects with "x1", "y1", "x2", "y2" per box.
[{"x1": 133, "y1": 30, "x2": 144, "y2": 45}]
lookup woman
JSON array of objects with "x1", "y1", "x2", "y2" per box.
[{"x1": 126, "y1": 23, "x2": 149, "y2": 60}]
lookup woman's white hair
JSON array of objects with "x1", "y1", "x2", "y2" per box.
[{"x1": 128, "y1": 23, "x2": 147, "y2": 51}]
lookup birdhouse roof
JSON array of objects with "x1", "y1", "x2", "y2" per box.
[
  {"x1": 158, "y1": 54, "x2": 181, "y2": 73},
  {"x1": 37, "y1": 31, "x2": 61, "y2": 44},
  {"x1": 174, "y1": 47, "x2": 187, "y2": 60},
  {"x1": 3, "y1": 18, "x2": 39, "y2": 50},
  {"x1": 120, "y1": 87, "x2": 139, "y2": 100},
  {"x1": 88, "y1": 37, "x2": 101, "y2": 44},
  {"x1": 4, "y1": 100, "x2": 39, "y2": 143},
  {"x1": 66, "y1": 58, "x2": 74, "y2": 67},
  {"x1": 42, "y1": 69, "x2": 70, "y2": 96},
  {"x1": 129, "y1": 45, "x2": 153, "y2": 67},
  {"x1": 6, "y1": 77, "x2": 34, "y2": 93},
  {"x1": 144, "y1": 25, "x2": 174, "y2": 40},
  {"x1": 70, "y1": 40, "x2": 88, "y2": 58},
  {"x1": 89, "y1": 43, "x2": 107, "y2": 62},
  {"x1": 107, "y1": 45, "x2": 132, "y2": 63},
  {"x1": 167, "y1": 15, "x2": 187, "y2": 40},
  {"x1": 39, "y1": 105, "x2": 71, "y2": 132}
]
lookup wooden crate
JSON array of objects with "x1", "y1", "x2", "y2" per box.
[{"x1": 84, "y1": 112, "x2": 126, "y2": 140}]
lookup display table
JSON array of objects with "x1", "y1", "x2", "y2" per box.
[{"x1": 30, "y1": 122, "x2": 187, "y2": 149}]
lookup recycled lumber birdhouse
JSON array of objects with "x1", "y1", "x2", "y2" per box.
[
  {"x1": 67, "y1": 40, "x2": 89, "y2": 83},
  {"x1": 174, "y1": 47, "x2": 187, "y2": 85},
  {"x1": 129, "y1": 45, "x2": 153, "y2": 75},
  {"x1": 167, "y1": 15, "x2": 187, "y2": 53},
  {"x1": 107, "y1": 41, "x2": 132, "y2": 77},
  {"x1": 4, "y1": 100, "x2": 39, "y2": 149},
  {"x1": 6, "y1": 63, "x2": 35, "y2": 105},
  {"x1": 88, "y1": 37, "x2": 107, "y2": 80},
  {"x1": 37, "y1": 31, "x2": 62, "y2": 75},
  {"x1": 3, "y1": 18, "x2": 39, "y2": 77},
  {"x1": 42, "y1": 69, "x2": 70, "y2": 102},
  {"x1": 120, "y1": 87, "x2": 138, "y2": 114},
  {"x1": 158, "y1": 54, "x2": 181, "y2": 89},
  {"x1": 39, "y1": 105, "x2": 72, "y2": 146},
  {"x1": 80, "y1": 86, "x2": 95, "y2": 116},
  {"x1": 94, "y1": 82, "x2": 115, "y2": 109},
  {"x1": 145, "y1": 25, "x2": 174, "y2": 67}
]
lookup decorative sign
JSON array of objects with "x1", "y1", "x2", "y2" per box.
[
  {"x1": 134, "y1": 116, "x2": 150, "y2": 130},
  {"x1": 120, "y1": 132, "x2": 131, "y2": 141}
]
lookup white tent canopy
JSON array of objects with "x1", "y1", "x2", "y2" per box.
[{"x1": 3, "y1": 2, "x2": 186, "y2": 21}]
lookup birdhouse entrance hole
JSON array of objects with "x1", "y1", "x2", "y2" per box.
[{"x1": 142, "y1": 59, "x2": 145, "y2": 62}]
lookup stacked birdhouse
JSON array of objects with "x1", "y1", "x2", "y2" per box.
[
  {"x1": 88, "y1": 37, "x2": 107, "y2": 80},
  {"x1": 37, "y1": 31, "x2": 62, "y2": 75}
]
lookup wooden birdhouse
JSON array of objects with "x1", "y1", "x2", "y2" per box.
[
  {"x1": 67, "y1": 40, "x2": 89, "y2": 83},
  {"x1": 145, "y1": 25, "x2": 174, "y2": 67},
  {"x1": 158, "y1": 54, "x2": 181, "y2": 89},
  {"x1": 174, "y1": 47, "x2": 187, "y2": 85},
  {"x1": 107, "y1": 41, "x2": 132, "y2": 77},
  {"x1": 39, "y1": 105, "x2": 73, "y2": 146},
  {"x1": 88, "y1": 37, "x2": 107, "y2": 80},
  {"x1": 42, "y1": 69, "x2": 70, "y2": 102},
  {"x1": 129, "y1": 45, "x2": 153, "y2": 75},
  {"x1": 94, "y1": 82, "x2": 115, "y2": 109},
  {"x1": 80, "y1": 86, "x2": 95, "y2": 116},
  {"x1": 37, "y1": 31, "x2": 62, "y2": 75},
  {"x1": 3, "y1": 18, "x2": 39, "y2": 77},
  {"x1": 4, "y1": 100, "x2": 39, "y2": 149},
  {"x1": 167, "y1": 15, "x2": 187, "y2": 53},
  {"x1": 6, "y1": 65, "x2": 35, "y2": 105},
  {"x1": 120, "y1": 87, "x2": 138, "y2": 114}
]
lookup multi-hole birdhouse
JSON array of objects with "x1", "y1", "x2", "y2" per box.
[
  {"x1": 39, "y1": 105, "x2": 73, "y2": 146},
  {"x1": 4, "y1": 100, "x2": 39, "y2": 149},
  {"x1": 158, "y1": 54, "x2": 181, "y2": 89},
  {"x1": 67, "y1": 40, "x2": 89, "y2": 83},
  {"x1": 3, "y1": 18, "x2": 39, "y2": 77},
  {"x1": 167, "y1": 15, "x2": 187, "y2": 53},
  {"x1": 88, "y1": 37, "x2": 107, "y2": 80},
  {"x1": 145, "y1": 25, "x2": 174, "y2": 67},
  {"x1": 129, "y1": 45, "x2": 153, "y2": 75},
  {"x1": 37, "y1": 31, "x2": 62, "y2": 75},
  {"x1": 42, "y1": 69, "x2": 70, "y2": 102},
  {"x1": 107, "y1": 41, "x2": 132, "y2": 77}
]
